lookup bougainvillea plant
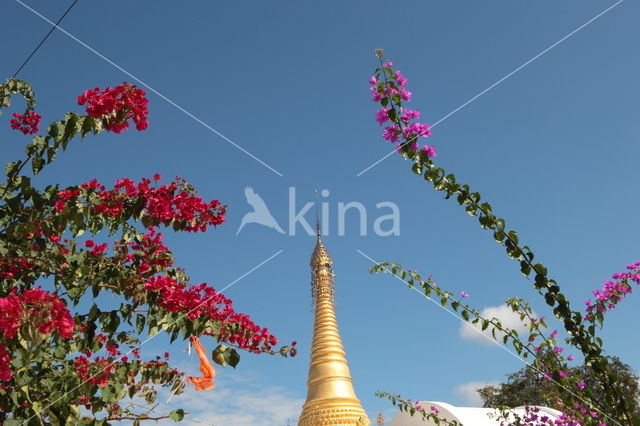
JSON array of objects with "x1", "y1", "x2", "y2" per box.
[
  {"x1": 368, "y1": 50, "x2": 639, "y2": 426},
  {"x1": 0, "y1": 79, "x2": 295, "y2": 425}
]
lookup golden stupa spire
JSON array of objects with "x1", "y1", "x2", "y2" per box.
[{"x1": 298, "y1": 222, "x2": 370, "y2": 425}]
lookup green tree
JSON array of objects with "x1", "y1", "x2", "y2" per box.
[{"x1": 478, "y1": 356, "x2": 640, "y2": 417}]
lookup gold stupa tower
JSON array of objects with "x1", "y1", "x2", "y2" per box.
[{"x1": 298, "y1": 229, "x2": 370, "y2": 425}]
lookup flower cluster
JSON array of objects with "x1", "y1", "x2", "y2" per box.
[
  {"x1": 497, "y1": 404, "x2": 606, "y2": 426},
  {"x1": 0, "y1": 288, "x2": 74, "y2": 381},
  {"x1": 369, "y1": 55, "x2": 436, "y2": 156},
  {"x1": 84, "y1": 239, "x2": 109, "y2": 257},
  {"x1": 74, "y1": 355, "x2": 115, "y2": 387},
  {"x1": 9, "y1": 111, "x2": 41, "y2": 135},
  {"x1": 0, "y1": 345, "x2": 11, "y2": 382},
  {"x1": 583, "y1": 261, "x2": 640, "y2": 321},
  {"x1": 77, "y1": 82, "x2": 149, "y2": 133},
  {"x1": 0, "y1": 287, "x2": 74, "y2": 340},
  {"x1": 143, "y1": 277, "x2": 278, "y2": 353},
  {"x1": 124, "y1": 227, "x2": 173, "y2": 276},
  {"x1": 66, "y1": 176, "x2": 226, "y2": 232},
  {"x1": 0, "y1": 256, "x2": 36, "y2": 280}
]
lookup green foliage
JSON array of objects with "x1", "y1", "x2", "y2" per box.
[
  {"x1": 212, "y1": 345, "x2": 241, "y2": 369},
  {"x1": 169, "y1": 409, "x2": 185, "y2": 421},
  {"x1": 478, "y1": 356, "x2": 640, "y2": 416}
]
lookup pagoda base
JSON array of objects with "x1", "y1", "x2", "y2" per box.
[{"x1": 298, "y1": 399, "x2": 370, "y2": 426}]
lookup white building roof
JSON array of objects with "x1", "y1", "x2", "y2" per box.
[{"x1": 389, "y1": 401, "x2": 562, "y2": 426}]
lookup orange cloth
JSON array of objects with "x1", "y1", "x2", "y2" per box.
[{"x1": 187, "y1": 336, "x2": 215, "y2": 391}]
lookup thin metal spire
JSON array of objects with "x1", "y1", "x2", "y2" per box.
[{"x1": 314, "y1": 189, "x2": 321, "y2": 238}]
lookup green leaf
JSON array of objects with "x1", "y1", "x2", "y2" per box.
[
  {"x1": 136, "y1": 314, "x2": 145, "y2": 334},
  {"x1": 226, "y1": 348, "x2": 241, "y2": 369},
  {"x1": 4, "y1": 161, "x2": 20, "y2": 177},
  {"x1": 81, "y1": 116, "x2": 95, "y2": 137},
  {"x1": 31, "y1": 156, "x2": 44, "y2": 174},
  {"x1": 101, "y1": 384, "x2": 117, "y2": 402},
  {"x1": 169, "y1": 409, "x2": 185, "y2": 421}
]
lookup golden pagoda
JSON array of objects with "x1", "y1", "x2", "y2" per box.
[{"x1": 298, "y1": 227, "x2": 370, "y2": 426}]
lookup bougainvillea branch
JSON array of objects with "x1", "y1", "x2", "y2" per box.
[
  {"x1": 376, "y1": 392, "x2": 461, "y2": 426},
  {"x1": 0, "y1": 79, "x2": 295, "y2": 424},
  {"x1": 368, "y1": 51, "x2": 638, "y2": 425}
]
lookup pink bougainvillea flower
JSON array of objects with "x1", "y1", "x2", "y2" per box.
[
  {"x1": 369, "y1": 57, "x2": 438, "y2": 157},
  {"x1": 375, "y1": 107, "x2": 390, "y2": 125},
  {"x1": 401, "y1": 109, "x2": 420, "y2": 122},
  {"x1": 383, "y1": 125, "x2": 399, "y2": 143},
  {"x1": 422, "y1": 145, "x2": 437, "y2": 157}
]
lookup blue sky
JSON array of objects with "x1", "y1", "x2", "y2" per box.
[{"x1": 2, "y1": 1, "x2": 639, "y2": 424}]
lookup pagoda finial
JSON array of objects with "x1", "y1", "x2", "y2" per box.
[
  {"x1": 316, "y1": 209, "x2": 321, "y2": 239},
  {"x1": 376, "y1": 412, "x2": 385, "y2": 425},
  {"x1": 299, "y1": 239, "x2": 370, "y2": 425}
]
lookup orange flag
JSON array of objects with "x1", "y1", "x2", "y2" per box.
[{"x1": 187, "y1": 336, "x2": 216, "y2": 391}]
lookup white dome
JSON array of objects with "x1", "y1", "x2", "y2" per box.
[{"x1": 389, "y1": 401, "x2": 562, "y2": 426}]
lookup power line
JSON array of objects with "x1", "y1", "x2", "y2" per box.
[{"x1": 10, "y1": 0, "x2": 80, "y2": 79}]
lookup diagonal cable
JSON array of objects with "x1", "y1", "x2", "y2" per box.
[
  {"x1": 13, "y1": 0, "x2": 284, "y2": 177},
  {"x1": 356, "y1": 0, "x2": 624, "y2": 177},
  {"x1": 10, "y1": 0, "x2": 79, "y2": 79}
]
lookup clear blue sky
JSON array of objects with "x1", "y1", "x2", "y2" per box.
[{"x1": 2, "y1": 1, "x2": 639, "y2": 424}]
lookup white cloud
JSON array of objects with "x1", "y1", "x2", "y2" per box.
[
  {"x1": 454, "y1": 381, "x2": 500, "y2": 407},
  {"x1": 458, "y1": 304, "x2": 531, "y2": 345},
  {"x1": 149, "y1": 374, "x2": 305, "y2": 426}
]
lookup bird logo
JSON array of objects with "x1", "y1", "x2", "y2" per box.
[{"x1": 236, "y1": 186, "x2": 285, "y2": 235}]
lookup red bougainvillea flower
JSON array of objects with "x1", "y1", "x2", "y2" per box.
[
  {"x1": 74, "y1": 355, "x2": 114, "y2": 387},
  {"x1": 0, "y1": 287, "x2": 74, "y2": 341},
  {"x1": 77, "y1": 82, "x2": 149, "y2": 133},
  {"x1": 143, "y1": 277, "x2": 277, "y2": 353},
  {"x1": 0, "y1": 344, "x2": 12, "y2": 381},
  {"x1": 9, "y1": 111, "x2": 41, "y2": 135},
  {"x1": 81, "y1": 176, "x2": 226, "y2": 232},
  {"x1": 0, "y1": 288, "x2": 74, "y2": 382}
]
